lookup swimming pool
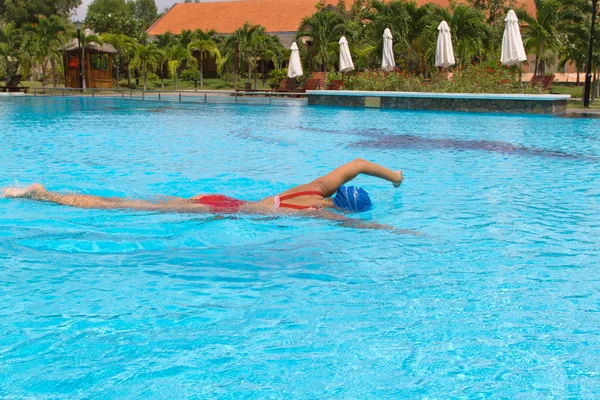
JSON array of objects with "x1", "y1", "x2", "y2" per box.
[{"x1": 1, "y1": 96, "x2": 599, "y2": 397}]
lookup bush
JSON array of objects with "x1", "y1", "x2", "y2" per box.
[
  {"x1": 326, "y1": 71, "x2": 344, "y2": 85},
  {"x1": 146, "y1": 72, "x2": 160, "y2": 81},
  {"x1": 180, "y1": 68, "x2": 201, "y2": 82},
  {"x1": 296, "y1": 73, "x2": 309, "y2": 88},
  {"x1": 341, "y1": 63, "x2": 544, "y2": 94},
  {"x1": 269, "y1": 68, "x2": 287, "y2": 89},
  {"x1": 343, "y1": 70, "x2": 425, "y2": 92},
  {"x1": 431, "y1": 62, "x2": 542, "y2": 94}
]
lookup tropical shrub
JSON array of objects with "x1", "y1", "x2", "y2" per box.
[
  {"x1": 342, "y1": 63, "x2": 545, "y2": 94},
  {"x1": 343, "y1": 69, "x2": 425, "y2": 92},
  {"x1": 432, "y1": 62, "x2": 544, "y2": 94},
  {"x1": 268, "y1": 68, "x2": 287, "y2": 88},
  {"x1": 296, "y1": 73, "x2": 309, "y2": 88},
  {"x1": 180, "y1": 68, "x2": 201, "y2": 81},
  {"x1": 326, "y1": 71, "x2": 344, "y2": 85},
  {"x1": 146, "y1": 72, "x2": 160, "y2": 81}
]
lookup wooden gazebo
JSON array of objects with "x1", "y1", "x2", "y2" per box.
[{"x1": 61, "y1": 30, "x2": 118, "y2": 89}]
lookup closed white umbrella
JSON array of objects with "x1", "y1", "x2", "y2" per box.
[
  {"x1": 339, "y1": 36, "x2": 354, "y2": 73},
  {"x1": 287, "y1": 42, "x2": 303, "y2": 78},
  {"x1": 435, "y1": 21, "x2": 455, "y2": 68},
  {"x1": 382, "y1": 28, "x2": 395, "y2": 72},
  {"x1": 501, "y1": 10, "x2": 527, "y2": 66}
]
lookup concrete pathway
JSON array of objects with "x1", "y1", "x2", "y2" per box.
[{"x1": 565, "y1": 108, "x2": 600, "y2": 118}]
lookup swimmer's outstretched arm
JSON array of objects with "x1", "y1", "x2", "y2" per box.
[
  {"x1": 314, "y1": 158, "x2": 404, "y2": 197},
  {"x1": 312, "y1": 210, "x2": 420, "y2": 235},
  {"x1": 2, "y1": 184, "x2": 210, "y2": 213}
]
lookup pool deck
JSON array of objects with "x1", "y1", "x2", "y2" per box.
[
  {"x1": 565, "y1": 107, "x2": 600, "y2": 118},
  {"x1": 307, "y1": 90, "x2": 571, "y2": 115}
]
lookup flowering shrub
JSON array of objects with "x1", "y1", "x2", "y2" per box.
[
  {"x1": 342, "y1": 63, "x2": 544, "y2": 94},
  {"x1": 343, "y1": 69, "x2": 425, "y2": 92}
]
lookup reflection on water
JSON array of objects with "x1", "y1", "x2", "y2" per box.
[{"x1": 352, "y1": 133, "x2": 596, "y2": 160}]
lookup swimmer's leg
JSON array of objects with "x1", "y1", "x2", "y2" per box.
[{"x1": 2, "y1": 183, "x2": 200, "y2": 212}]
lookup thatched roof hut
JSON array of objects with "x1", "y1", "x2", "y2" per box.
[{"x1": 61, "y1": 29, "x2": 118, "y2": 89}]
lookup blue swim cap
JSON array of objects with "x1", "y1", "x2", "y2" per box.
[{"x1": 333, "y1": 185, "x2": 372, "y2": 212}]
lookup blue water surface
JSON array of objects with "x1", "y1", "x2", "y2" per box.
[{"x1": 1, "y1": 96, "x2": 600, "y2": 398}]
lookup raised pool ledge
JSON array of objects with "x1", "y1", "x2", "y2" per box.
[{"x1": 306, "y1": 90, "x2": 571, "y2": 115}]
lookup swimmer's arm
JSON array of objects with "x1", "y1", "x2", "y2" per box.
[
  {"x1": 314, "y1": 159, "x2": 404, "y2": 197},
  {"x1": 313, "y1": 210, "x2": 420, "y2": 235}
]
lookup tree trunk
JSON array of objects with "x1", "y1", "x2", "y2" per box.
[
  {"x1": 175, "y1": 74, "x2": 178, "y2": 91},
  {"x1": 127, "y1": 64, "x2": 131, "y2": 86},
  {"x1": 161, "y1": 62, "x2": 165, "y2": 88},
  {"x1": 262, "y1": 57, "x2": 266, "y2": 87},
  {"x1": 534, "y1": 54, "x2": 539, "y2": 76},
  {"x1": 324, "y1": 60, "x2": 327, "y2": 85},
  {"x1": 41, "y1": 61, "x2": 47, "y2": 90},
  {"x1": 593, "y1": 68, "x2": 598, "y2": 102},
  {"x1": 254, "y1": 59, "x2": 257, "y2": 90},
  {"x1": 247, "y1": 57, "x2": 251, "y2": 84},
  {"x1": 200, "y1": 52, "x2": 204, "y2": 87},
  {"x1": 50, "y1": 59, "x2": 57, "y2": 88},
  {"x1": 144, "y1": 69, "x2": 147, "y2": 91},
  {"x1": 576, "y1": 65, "x2": 580, "y2": 86}
]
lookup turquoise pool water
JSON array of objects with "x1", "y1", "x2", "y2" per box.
[{"x1": 1, "y1": 96, "x2": 600, "y2": 398}]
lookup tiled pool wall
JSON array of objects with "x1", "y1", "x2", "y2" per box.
[{"x1": 307, "y1": 91, "x2": 570, "y2": 115}]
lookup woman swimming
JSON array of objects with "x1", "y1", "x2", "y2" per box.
[{"x1": 3, "y1": 159, "x2": 406, "y2": 230}]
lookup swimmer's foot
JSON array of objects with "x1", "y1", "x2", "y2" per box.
[{"x1": 2, "y1": 183, "x2": 47, "y2": 199}]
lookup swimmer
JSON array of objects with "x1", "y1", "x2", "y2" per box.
[{"x1": 3, "y1": 159, "x2": 409, "y2": 232}]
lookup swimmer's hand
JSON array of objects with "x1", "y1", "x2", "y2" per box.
[
  {"x1": 2, "y1": 184, "x2": 45, "y2": 199},
  {"x1": 393, "y1": 170, "x2": 404, "y2": 188}
]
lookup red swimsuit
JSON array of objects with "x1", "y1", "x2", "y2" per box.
[
  {"x1": 192, "y1": 191, "x2": 324, "y2": 213},
  {"x1": 274, "y1": 191, "x2": 324, "y2": 210},
  {"x1": 192, "y1": 195, "x2": 246, "y2": 213}
]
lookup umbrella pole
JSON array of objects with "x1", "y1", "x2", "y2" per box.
[{"x1": 519, "y1": 62, "x2": 523, "y2": 90}]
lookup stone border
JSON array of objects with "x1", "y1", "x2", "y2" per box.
[{"x1": 307, "y1": 90, "x2": 570, "y2": 115}]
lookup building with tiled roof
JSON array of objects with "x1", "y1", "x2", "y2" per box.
[{"x1": 148, "y1": 0, "x2": 535, "y2": 47}]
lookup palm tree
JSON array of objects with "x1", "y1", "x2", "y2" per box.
[
  {"x1": 155, "y1": 32, "x2": 178, "y2": 87},
  {"x1": 179, "y1": 28, "x2": 217, "y2": 48},
  {"x1": 166, "y1": 44, "x2": 193, "y2": 91},
  {"x1": 22, "y1": 16, "x2": 68, "y2": 89},
  {"x1": 415, "y1": 4, "x2": 490, "y2": 70},
  {"x1": 519, "y1": 0, "x2": 562, "y2": 75},
  {"x1": 0, "y1": 22, "x2": 20, "y2": 78},
  {"x1": 131, "y1": 43, "x2": 164, "y2": 90},
  {"x1": 187, "y1": 39, "x2": 220, "y2": 87},
  {"x1": 101, "y1": 33, "x2": 137, "y2": 87},
  {"x1": 222, "y1": 23, "x2": 261, "y2": 87},
  {"x1": 250, "y1": 29, "x2": 283, "y2": 89},
  {"x1": 297, "y1": 8, "x2": 346, "y2": 82},
  {"x1": 363, "y1": 0, "x2": 413, "y2": 68},
  {"x1": 449, "y1": 5, "x2": 491, "y2": 67}
]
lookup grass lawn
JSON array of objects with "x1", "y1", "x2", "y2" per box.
[
  {"x1": 551, "y1": 83, "x2": 586, "y2": 98},
  {"x1": 119, "y1": 77, "x2": 274, "y2": 91}
]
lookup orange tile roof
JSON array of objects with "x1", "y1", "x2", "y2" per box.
[{"x1": 148, "y1": 0, "x2": 534, "y2": 36}]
